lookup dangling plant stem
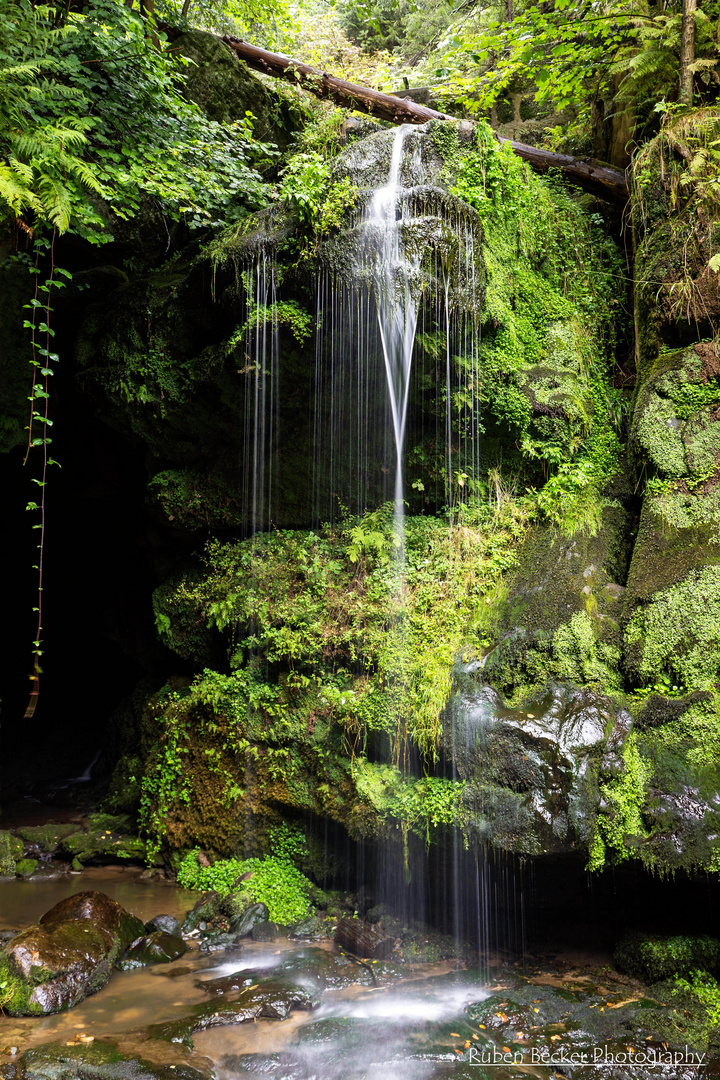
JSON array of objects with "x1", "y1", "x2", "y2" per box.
[{"x1": 22, "y1": 231, "x2": 65, "y2": 720}]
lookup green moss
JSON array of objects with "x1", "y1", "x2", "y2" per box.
[
  {"x1": 591, "y1": 690, "x2": 720, "y2": 873},
  {"x1": 0, "y1": 831, "x2": 23, "y2": 876},
  {"x1": 14, "y1": 858, "x2": 38, "y2": 878},
  {"x1": 0, "y1": 953, "x2": 39, "y2": 1015},
  {"x1": 614, "y1": 932, "x2": 720, "y2": 983},
  {"x1": 625, "y1": 565, "x2": 720, "y2": 690},
  {"x1": 553, "y1": 611, "x2": 622, "y2": 690},
  {"x1": 588, "y1": 733, "x2": 652, "y2": 870}
]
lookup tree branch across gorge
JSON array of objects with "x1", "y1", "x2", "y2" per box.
[{"x1": 221, "y1": 36, "x2": 629, "y2": 204}]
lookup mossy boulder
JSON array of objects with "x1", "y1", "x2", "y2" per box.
[
  {"x1": 0, "y1": 831, "x2": 23, "y2": 876},
  {"x1": 591, "y1": 689, "x2": 720, "y2": 873},
  {"x1": 0, "y1": 891, "x2": 145, "y2": 1015},
  {"x1": 625, "y1": 340, "x2": 720, "y2": 691},
  {"x1": 484, "y1": 506, "x2": 629, "y2": 700},
  {"x1": 614, "y1": 932, "x2": 720, "y2": 983},
  {"x1": 14, "y1": 858, "x2": 38, "y2": 878},
  {"x1": 12, "y1": 824, "x2": 80, "y2": 854},
  {"x1": 14, "y1": 1039, "x2": 206, "y2": 1080},
  {"x1": 173, "y1": 30, "x2": 302, "y2": 149},
  {"x1": 57, "y1": 815, "x2": 146, "y2": 865}
]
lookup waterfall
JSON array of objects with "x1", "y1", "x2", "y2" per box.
[
  {"x1": 369, "y1": 124, "x2": 421, "y2": 520},
  {"x1": 312, "y1": 125, "x2": 485, "y2": 526}
]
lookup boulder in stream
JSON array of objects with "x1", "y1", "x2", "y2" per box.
[
  {"x1": 144, "y1": 914, "x2": 181, "y2": 936},
  {"x1": 0, "y1": 890, "x2": 145, "y2": 1015},
  {"x1": 334, "y1": 917, "x2": 394, "y2": 959},
  {"x1": 117, "y1": 931, "x2": 187, "y2": 969},
  {"x1": 232, "y1": 902, "x2": 269, "y2": 938}
]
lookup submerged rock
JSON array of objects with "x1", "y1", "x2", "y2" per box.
[
  {"x1": 0, "y1": 891, "x2": 145, "y2": 1015},
  {"x1": 147, "y1": 979, "x2": 319, "y2": 1043},
  {"x1": 7, "y1": 1039, "x2": 206, "y2": 1080}
]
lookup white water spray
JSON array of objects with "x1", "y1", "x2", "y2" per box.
[{"x1": 369, "y1": 125, "x2": 422, "y2": 519}]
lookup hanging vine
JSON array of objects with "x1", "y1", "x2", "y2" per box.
[{"x1": 21, "y1": 232, "x2": 68, "y2": 718}]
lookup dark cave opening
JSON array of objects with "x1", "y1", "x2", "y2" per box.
[{"x1": 0, "y1": 362, "x2": 156, "y2": 801}]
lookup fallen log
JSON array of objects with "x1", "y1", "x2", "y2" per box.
[
  {"x1": 221, "y1": 37, "x2": 629, "y2": 204},
  {"x1": 222, "y1": 37, "x2": 453, "y2": 125}
]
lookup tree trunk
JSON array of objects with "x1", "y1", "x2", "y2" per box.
[
  {"x1": 679, "y1": 0, "x2": 697, "y2": 106},
  {"x1": 219, "y1": 36, "x2": 629, "y2": 203}
]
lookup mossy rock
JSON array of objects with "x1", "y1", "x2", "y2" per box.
[
  {"x1": 0, "y1": 831, "x2": 23, "y2": 876},
  {"x1": 182, "y1": 892, "x2": 221, "y2": 933},
  {"x1": 173, "y1": 30, "x2": 302, "y2": 150},
  {"x1": 614, "y1": 932, "x2": 720, "y2": 983},
  {"x1": 0, "y1": 891, "x2": 145, "y2": 1015},
  {"x1": 58, "y1": 815, "x2": 146, "y2": 864},
  {"x1": 485, "y1": 506, "x2": 629, "y2": 700},
  {"x1": 16, "y1": 1039, "x2": 206, "y2": 1080},
  {"x1": 12, "y1": 824, "x2": 79, "y2": 854},
  {"x1": 630, "y1": 342, "x2": 720, "y2": 483},
  {"x1": 624, "y1": 561, "x2": 720, "y2": 690},
  {"x1": 592, "y1": 689, "x2": 720, "y2": 873},
  {"x1": 14, "y1": 859, "x2": 38, "y2": 878}
]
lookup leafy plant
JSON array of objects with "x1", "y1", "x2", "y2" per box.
[{"x1": 177, "y1": 849, "x2": 312, "y2": 923}]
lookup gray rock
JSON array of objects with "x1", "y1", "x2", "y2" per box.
[
  {"x1": 144, "y1": 914, "x2": 181, "y2": 936},
  {"x1": 117, "y1": 931, "x2": 187, "y2": 969},
  {"x1": 233, "y1": 902, "x2": 269, "y2": 938}
]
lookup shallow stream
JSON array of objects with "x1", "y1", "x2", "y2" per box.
[{"x1": 0, "y1": 871, "x2": 705, "y2": 1080}]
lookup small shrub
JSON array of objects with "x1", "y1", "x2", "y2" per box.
[{"x1": 177, "y1": 849, "x2": 312, "y2": 924}]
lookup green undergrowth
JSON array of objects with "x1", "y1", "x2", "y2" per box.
[
  {"x1": 443, "y1": 122, "x2": 624, "y2": 524},
  {"x1": 177, "y1": 849, "x2": 312, "y2": 924},
  {"x1": 140, "y1": 503, "x2": 532, "y2": 855},
  {"x1": 590, "y1": 691, "x2": 720, "y2": 873}
]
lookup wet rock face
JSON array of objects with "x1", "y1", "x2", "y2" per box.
[
  {"x1": 443, "y1": 677, "x2": 628, "y2": 856},
  {"x1": 0, "y1": 891, "x2": 145, "y2": 1016},
  {"x1": 118, "y1": 931, "x2": 187, "y2": 970}
]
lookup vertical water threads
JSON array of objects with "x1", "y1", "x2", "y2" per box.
[
  {"x1": 241, "y1": 252, "x2": 279, "y2": 536},
  {"x1": 369, "y1": 125, "x2": 421, "y2": 518}
]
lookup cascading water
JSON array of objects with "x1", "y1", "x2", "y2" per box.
[
  {"x1": 368, "y1": 124, "x2": 422, "y2": 522},
  {"x1": 229, "y1": 124, "x2": 523, "y2": 952}
]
